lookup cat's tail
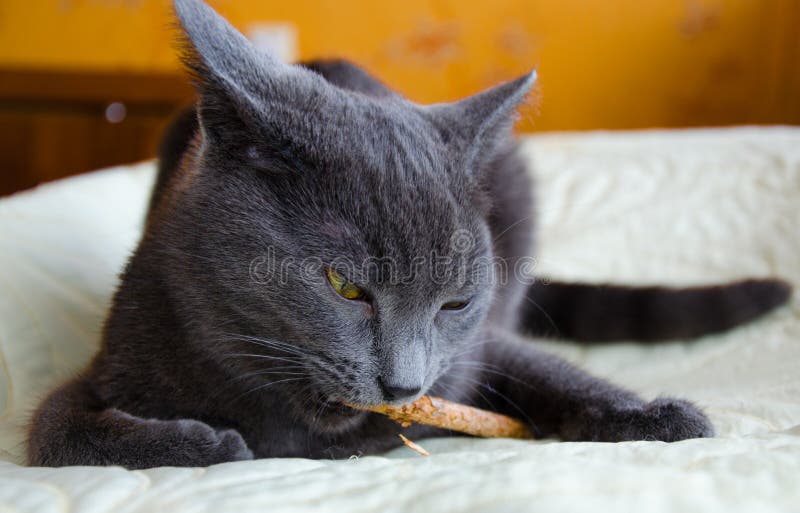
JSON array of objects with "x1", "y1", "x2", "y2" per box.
[{"x1": 518, "y1": 278, "x2": 792, "y2": 342}]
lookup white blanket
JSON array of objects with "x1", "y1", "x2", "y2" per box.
[{"x1": 1, "y1": 127, "x2": 798, "y2": 512}]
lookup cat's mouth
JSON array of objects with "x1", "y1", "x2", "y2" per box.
[{"x1": 323, "y1": 399, "x2": 361, "y2": 417}]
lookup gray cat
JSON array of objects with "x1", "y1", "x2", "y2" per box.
[{"x1": 27, "y1": 0, "x2": 791, "y2": 469}]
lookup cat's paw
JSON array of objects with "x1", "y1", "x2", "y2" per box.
[
  {"x1": 571, "y1": 397, "x2": 714, "y2": 442},
  {"x1": 215, "y1": 428, "x2": 255, "y2": 462},
  {"x1": 171, "y1": 420, "x2": 254, "y2": 465},
  {"x1": 92, "y1": 408, "x2": 254, "y2": 468},
  {"x1": 601, "y1": 398, "x2": 714, "y2": 442},
  {"x1": 638, "y1": 397, "x2": 714, "y2": 441}
]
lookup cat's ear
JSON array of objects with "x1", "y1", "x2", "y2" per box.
[
  {"x1": 174, "y1": 0, "x2": 268, "y2": 133},
  {"x1": 173, "y1": 0, "x2": 329, "y2": 170},
  {"x1": 426, "y1": 71, "x2": 537, "y2": 175}
]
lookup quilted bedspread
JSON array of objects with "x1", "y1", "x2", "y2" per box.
[{"x1": 0, "y1": 127, "x2": 798, "y2": 512}]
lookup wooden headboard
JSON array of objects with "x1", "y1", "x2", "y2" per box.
[{"x1": 0, "y1": 68, "x2": 193, "y2": 196}]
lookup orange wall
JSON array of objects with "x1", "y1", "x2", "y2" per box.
[{"x1": 1, "y1": 0, "x2": 798, "y2": 130}]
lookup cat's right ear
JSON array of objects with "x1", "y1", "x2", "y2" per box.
[{"x1": 173, "y1": 0, "x2": 331, "y2": 170}]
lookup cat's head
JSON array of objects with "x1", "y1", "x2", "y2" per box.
[{"x1": 168, "y1": 0, "x2": 535, "y2": 431}]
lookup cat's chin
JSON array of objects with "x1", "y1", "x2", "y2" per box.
[
  {"x1": 320, "y1": 401, "x2": 370, "y2": 433},
  {"x1": 302, "y1": 400, "x2": 369, "y2": 434},
  {"x1": 289, "y1": 390, "x2": 369, "y2": 434}
]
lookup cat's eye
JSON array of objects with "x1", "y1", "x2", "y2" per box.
[
  {"x1": 326, "y1": 268, "x2": 367, "y2": 301},
  {"x1": 441, "y1": 300, "x2": 470, "y2": 311}
]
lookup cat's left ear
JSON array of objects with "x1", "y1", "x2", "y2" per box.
[{"x1": 425, "y1": 71, "x2": 537, "y2": 176}]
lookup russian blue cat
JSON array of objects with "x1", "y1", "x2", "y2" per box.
[{"x1": 28, "y1": 0, "x2": 790, "y2": 468}]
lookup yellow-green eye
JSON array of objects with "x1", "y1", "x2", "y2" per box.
[
  {"x1": 326, "y1": 268, "x2": 366, "y2": 301},
  {"x1": 441, "y1": 300, "x2": 469, "y2": 311}
]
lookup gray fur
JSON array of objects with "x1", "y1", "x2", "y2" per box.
[{"x1": 27, "y1": 0, "x2": 790, "y2": 469}]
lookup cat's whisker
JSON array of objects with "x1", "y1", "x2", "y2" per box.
[
  {"x1": 231, "y1": 335, "x2": 309, "y2": 354},
  {"x1": 236, "y1": 368, "x2": 308, "y2": 378},
  {"x1": 520, "y1": 295, "x2": 560, "y2": 336},
  {"x1": 492, "y1": 213, "x2": 535, "y2": 243},
  {"x1": 435, "y1": 379, "x2": 497, "y2": 414},
  {"x1": 222, "y1": 353, "x2": 305, "y2": 367},
  {"x1": 232, "y1": 377, "x2": 307, "y2": 403},
  {"x1": 456, "y1": 374, "x2": 537, "y2": 428},
  {"x1": 454, "y1": 359, "x2": 507, "y2": 370},
  {"x1": 221, "y1": 333, "x2": 314, "y2": 357},
  {"x1": 450, "y1": 361, "x2": 533, "y2": 388},
  {"x1": 206, "y1": 364, "x2": 310, "y2": 406},
  {"x1": 449, "y1": 338, "x2": 492, "y2": 359}
]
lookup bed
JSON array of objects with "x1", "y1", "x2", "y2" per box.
[{"x1": 1, "y1": 127, "x2": 798, "y2": 512}]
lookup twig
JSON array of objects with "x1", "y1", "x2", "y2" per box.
[
  {"x1": 398, "y1": 434, "x2": 430, "y2": 456},
  {"x1": 349, "y1": 395, "x2": 533, "y2": 439}
]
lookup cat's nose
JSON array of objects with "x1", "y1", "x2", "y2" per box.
[{"x1": 379, "y1": 378, "x2": 422, "y2": 402}]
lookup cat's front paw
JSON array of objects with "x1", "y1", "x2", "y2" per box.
[
  {"x1": 170, "y1": 420, "x2": 254, "y2": 465},
  {"x1": 572, "y1": 397, "x2": 714, "y2": 442},
  {"x1": 639, "y1": 398, "x2": 714, "y2": 442},
  {"x1": 606, "y1": 398, "x2": 714, "y2": 442}
]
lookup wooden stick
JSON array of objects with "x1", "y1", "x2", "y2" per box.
[
  {"x1": 349, "y1": 395, "x2": 533, "y2": 439},
  {"x1": 398, "y1": 434, "x2": 430, "y2": 456}
]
